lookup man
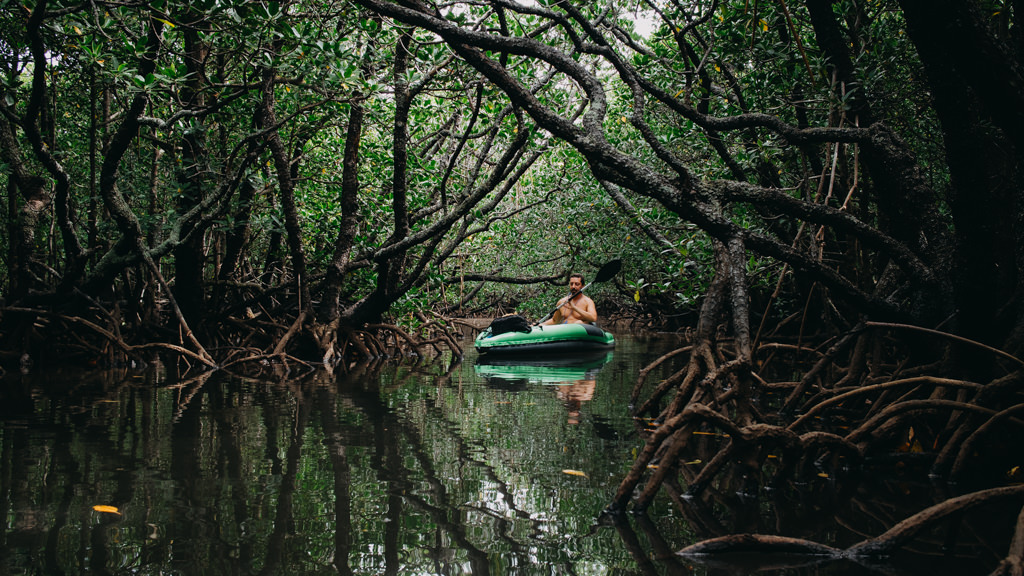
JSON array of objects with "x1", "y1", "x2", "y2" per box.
[{"x1": 542, "y1": 273, "x2": 597, "y2": 324}]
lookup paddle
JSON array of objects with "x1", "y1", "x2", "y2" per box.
[{"x1": 536, "y1": 259, "x2": 622, "y2": 325}]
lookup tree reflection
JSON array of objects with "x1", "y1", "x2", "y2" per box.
[{"x1": 0, "y1": 349, "x2": 656, "y2": 574}]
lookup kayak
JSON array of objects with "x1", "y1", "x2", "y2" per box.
[{"x1": 474, "y1": 323, "x2": 615, "y2": 355}]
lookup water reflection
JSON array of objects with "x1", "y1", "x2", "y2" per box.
[
  {"x1": 475, "y1": 352, "x2": 611, "y2": 425},
  {"x1": 0, "y1": 335, "x2": 1005, "y2": 575},
  {"x1": 0, "y1": 337, "x2": 691, "y2": 575}
]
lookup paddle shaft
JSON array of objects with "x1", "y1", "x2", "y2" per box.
[{"x1": 536, "y1": 292, "x2": 586, "y2": 325}]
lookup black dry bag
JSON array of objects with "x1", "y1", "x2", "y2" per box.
[{"x1": 486, "y1": 314, "x2": 532, "y2": 335}]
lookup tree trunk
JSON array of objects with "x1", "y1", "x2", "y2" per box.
[
  {"x1": 320, "y1": 101, "x2": 365, "y2": 323},
  {"x1": 172, "y1": 22, "x2": 211, "y2": 323},
  {"x1": 898, "y1": 0, "x2": 1024, "y2": 355},
  {"x1": 256, "y1": 40, "x2": 311, "y2": 314}
]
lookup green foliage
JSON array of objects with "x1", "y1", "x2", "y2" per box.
[{"x1": 0, "y1": 0, "x2": 950, "y2": 334}]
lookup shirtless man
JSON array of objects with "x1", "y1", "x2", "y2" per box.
[{"x1": 542, "y1": 273, "x2": 597, "y2": 325}]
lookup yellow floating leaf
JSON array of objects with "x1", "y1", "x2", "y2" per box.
[
  {"x1": 685, "y1": 459, "x2": 702, "y2": 465},
  {"x1": 817, "y1": 472, "x2": 829, "y2": 479},
  {"x1": 92, "y1": 505, "x2": 121, "y2": 515},
  {"x1": 647, "y1": 464, "x2": 659, "y2": 469},
  {"x1": 562, "y1": 469, "x2": 588, "y2": 478}
]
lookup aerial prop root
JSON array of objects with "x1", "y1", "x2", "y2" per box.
[
  {"x1": 366, "y1": 320, "x2": 463, "y2": 358},
  {"x1": 1, "y1": 306, "x2": 217, "y2": 369},
  {"x1": 630, "y1": 345, "x2": 694, "y2": 405},
  {"x1": 677, "y1": 485, "x2": 1024, "y2": 563},
  {"x1": 609, "y1": 403, "x2": 864, "y2": 512},
  {"x1": 990, "y1": 504, "x2": 1024, "y2": 576},
  {"x1": 949, "y1": 402, "x2": 1024, "y2": 479}
]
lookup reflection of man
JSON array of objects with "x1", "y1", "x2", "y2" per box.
[
  {"x1": 555, "y1": 379, "x2": 596, "y2": 425},
  {"x1": 541, "y1": 273, "x2": 597, "y2": 325}
]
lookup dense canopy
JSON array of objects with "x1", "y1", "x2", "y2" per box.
[{"x1": 3, "y1": 0, "x2": 1024, "y2": 571}]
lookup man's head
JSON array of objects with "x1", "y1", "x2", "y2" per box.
[{"x1": 569, "y1": 273, "x2": 584, "y2": 293}]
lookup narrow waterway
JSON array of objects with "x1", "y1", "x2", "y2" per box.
[{"x1": 0, "y1": 334, "x2": 1002, "y2": 575}]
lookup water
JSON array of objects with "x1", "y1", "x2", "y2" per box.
[{"x1": 0, "y1": 334, "x2": 1006, "y2": 575}]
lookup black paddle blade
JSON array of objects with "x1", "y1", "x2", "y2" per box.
[{"x1": 594, "y1": 259, "x2": 622, "y2": 283}]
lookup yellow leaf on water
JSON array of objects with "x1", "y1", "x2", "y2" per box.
[
  {"x1": 817, "y1": 472, "x2": 829, "y2": 479},
  {"x1": 685, "y1": 459, "x2": 702, "y2": 465},
  {"x1": 92, "y1": 505, "x2": 121, "y2": 515},
  {"x1": 562, "y1": 469, "x2": 588, "y2": 478}
]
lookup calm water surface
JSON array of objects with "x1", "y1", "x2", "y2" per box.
[{"x1": 0, "y1": 334, "x2": 1003, "y2": 575}]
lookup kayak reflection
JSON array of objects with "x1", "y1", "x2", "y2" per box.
[{"x1": 474, "y1": 351, "x2": 613, "y2": 424}]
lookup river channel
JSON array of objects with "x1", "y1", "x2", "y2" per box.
[{"x1": 0, "y1": 333, "x2": 1002, "y2": 575}]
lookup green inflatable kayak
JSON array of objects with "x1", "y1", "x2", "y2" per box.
[{"x1": 475, "y1": 322, "x2": 615, "y2": 355}]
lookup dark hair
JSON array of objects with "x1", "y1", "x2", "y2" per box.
[{"x1": 570, "y1": 273, "x2": 584, "y2": 283}]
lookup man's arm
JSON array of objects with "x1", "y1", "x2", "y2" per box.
[{"x1": 572, "y1": 296, "x2": 597, "y2": 323}]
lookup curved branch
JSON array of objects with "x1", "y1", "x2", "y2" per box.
[
  {"x1": 846, "y1": 485, "x2": 1024, "y2": 557},
  {"x1": 950, "y1": 403, "x2": 1024, "y2": 478},
  {"x1": 678, "y1": 533, "x2": 840, "y2": 557},
  {"x1": 846, "y1": 399, "x2": 999, "y2": 444},
  {"x1": 789, "y1": 376, "x2": 983, "y2": 431}
]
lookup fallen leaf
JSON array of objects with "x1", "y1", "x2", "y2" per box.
[
  {"x1": 92, "y1": 505, "x2": 121, "y2": 515},
  {"x1": 562, "y1": 469, "x2": 588, "y2": 478},
  {"x1": 685, "y1": 459, "x2": 702, "y2": 465}
]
